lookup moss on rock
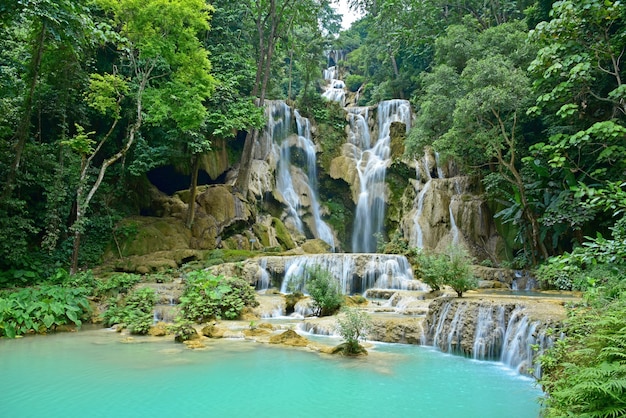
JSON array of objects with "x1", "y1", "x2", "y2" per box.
[{"x1": 272, "y1": 217, "x2": 296, "y2": 250}]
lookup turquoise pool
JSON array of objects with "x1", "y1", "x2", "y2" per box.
[{"x1": 0, "y1": 328, "x2": 542, "y2": 417}]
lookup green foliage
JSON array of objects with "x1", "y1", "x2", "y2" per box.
[
  {"x1": 178, "y1": 271, "x2": 258, "y2": 322},
  {"x1": 168, "y1": 319, "x2": 197, "y2": 342},
  {"x1": 412, "y1": 245, "x2": 478, "y2": 296},
  {"x1": 335, "y1": 307, "x2": 372, "y2": 354},
  {"x1": 536, "y1": 218, "x2": 626, "y2": 293},
  {"x1": 344, "y1": 74, "x2": 365, "y2": 92},
  {"x1": 0, "y1": 285, "x2": 91, "y2": 338},
  {"x1": 96, "y1": 273, "x2": 142, "y2": 298},
  {"x1": 539, "y1": 297, "x2": 626, "y2": 417},
  {"x1": 102, "y1": 287, "x2": 156, "y2": 334},
  {"x1": 538, "y1": 214, "x2": 626, "y2": 416},
  {"x1": 294, "y1": 265, "x2": 343, "y2": 317}
]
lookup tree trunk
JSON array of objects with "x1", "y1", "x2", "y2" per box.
[{"x1": 186, "y1": 154, "x2": 200, "y2": 228}]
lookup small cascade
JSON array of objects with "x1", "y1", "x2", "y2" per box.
[
  {"x1": 322, "y1": 79, "x2": 346, "y2": 105},
  {"x1": 501, "y1": 307, "x2": 555, "y2": 376},
  {"x1": 352, "y1": 99, "x2": 411, "y2": 253},
  {"x1": 425, "y1": 299, "x2": 555, "y2": 376},
  {"x1": 413, "y1": 180, "x2": 431, "y2": 249},
  {"x1": 472, "y1": 305, "x2": 506, "y2": 359}
]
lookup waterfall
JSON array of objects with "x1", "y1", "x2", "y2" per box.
[
  {"x1": 294, "y1": 111, "x2": 335, "y2": 250},
  {"x1": 254, "y1": 253, "x2": 426, "y2": 294},
  {"x1": 352, "y1": 99, "x2": 411, "y2": 253},
  {"x1": 270, "y1": 101, "x2": 334, "y2": 249},
  {"x1": 322, "y1": 79, "x2": 346, "y2": 105},
  {"x1": 413, "y1": 180, "x2": 431, "y2": 249},
  {"x1": 271, "y1": 102, "x2": 303, "y2": 232},
  {"x1": 472, "y1": 305, "x2": 506, "y2": 359},
  {"x1": 426, "y1": 299, "x2": 555, "y2": 376}
]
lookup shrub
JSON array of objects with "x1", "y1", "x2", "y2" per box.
[
  {"x1": 95, "y1": 273, "x2": 142, "y2": 298},
  {"x1": 102, "y1": 287, "x2": 156, "y2": 334},
  {"x1": 412, "y1": 245, "x2": 477, "y2": 297},
  {"x1": 179, "y1": 271, "x2": 258, "y2": 322},
  {"x1": 303, "y1": 266, "x2": 343, "y2": 317},
  {"x1": 0, "y1": 285, "x2": 91, "y2": 338},
  {"x1": 539, "y1": 297, "x2": 626, "y2": 417},
  {"x1": 169, "y1": 320, "x2": 198, "y2": 342},
  {"x1": 445, "y1": 245, "x2": 478, "y2": 297},
  {"x1": 335, "y1": 307, "x2": 372, "y2": 354}
]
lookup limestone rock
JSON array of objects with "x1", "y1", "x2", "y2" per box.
[
  {"x1": 269, "y1": 329, "x2": 310, "y2": 347},
  {"x1": 300, "y1": 239, "x2": 331, "y2": 254},
  {"x1": 201, "y1": 323, "x2": 228, "y2": 339},
  {"x1": 149, "y1": 322, "x2": 168, "y2": 337}
]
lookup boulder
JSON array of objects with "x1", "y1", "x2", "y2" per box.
[
  {"x1": 269, "y1": 329, "x2": 310, "y2": 347},
  {"x1": 201, "y1": 323, "x2": 228, "y2": 339}
]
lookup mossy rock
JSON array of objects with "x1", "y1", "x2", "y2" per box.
[
  {"x1": 110, "y1": 216, "x2": 191, "y2": 259},
  {"x1": 389, "y1": 121, "x2": 406, "y2": 159},
  {"x1": 301, "y1": 239, "x2": 331, "y2": 254},
  {"x1": 329, "y1": 342, "x2": 368, "y2": 356},
  {"x1": 269, "y1": 329, "x2": 310, "y2": 347},
  {"x1": 109, "y1": 249, "x2": 204, "y2": 274},
  {"x1": 201, "y1": 323, "x2": 227, "y2": 339},
  {"x1": 272, "y1": 217, "x2": 296, "y2": 250},
  {"x1": 252, "y1": 223, "x2": 271, "y2": 247},
  {"x1": 149, "y1": 322, "x2": 169, "y2": 337}
]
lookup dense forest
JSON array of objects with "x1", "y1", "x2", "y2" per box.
[{"x1": 1, "y1": 0, "x2": 625, "y2": 416}]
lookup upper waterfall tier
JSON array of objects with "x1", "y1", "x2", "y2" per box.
[
  {"x1": 259, "y1": 100, "x2": 335, "y2": 250},
  {"x1": 351, "y1": 99, "x2": 411, "y2": 253}
]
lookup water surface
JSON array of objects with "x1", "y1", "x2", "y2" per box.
[{"x1": 0, "y1": 328, "x2": 541, "y2": 417}]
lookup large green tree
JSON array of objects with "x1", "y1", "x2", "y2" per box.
[{"x1": 65, "y1": 0, "x2": 215, "y2": 273}]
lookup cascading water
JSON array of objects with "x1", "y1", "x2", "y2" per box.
[
  {"x1": 351, "y1": 100, "x2": 411, "y2": 253},
  {"x1": 270, "y1": 101, "x2": 334, "y2": 249},
  {"x1": 425, "y1": 299, "x2": 556, "y2": 376},
  {"x1": 254, "y1": 253, "x2": 427, "y2": 295},
  {"x1": 294, "y1": 111, "x2": 335, "y2": 250}
]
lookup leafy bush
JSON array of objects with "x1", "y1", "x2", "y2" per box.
[
  {"x1": 412, "y1": 245, "x2": 478, "y2": 296},
  {"x1": 179, "y1": 271, "x2": 258, "y2": 322},
  {"x1": 445, "y1": 245, "x2": 478, "y2": 297},
  {"x1": 302, "y1": 266, "x2": 343, "y2": 317},
  {"x1": 96, "y1": 273, "x2": 142, "y2": 298},
  {"x1": 0, "y1": 286, "x2": 91, "y2": 338},
  {"x1": 102, "y1": 287, "x2": 155, "y2": 334},
  {"x1": 335, "y1": 307, "x2": 372, "y2": 354},
  {"x1": 169, "y1": 320, "x2": 198, "y2": 342}
]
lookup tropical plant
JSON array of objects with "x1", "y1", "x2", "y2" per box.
[
  {"x1": 0, "y1": 285, "x2": 91, "y2": 338},
  {"x1": 178, "y1": 271, "x2": 258, "y2": 322},
  {"x1": 95, "y1": 273, "x2": 142, "y2": 298},
  {"x1": 539, "y1": 296, "x2": 626, "y2": 417},
  {"x1": 289, "y1": 265, "x2": 343, "y2": 316},
  {"x1": 169, "y1": 319, "x2": 198, "y2": 342},
  {"x1": 101, "y1": 287, "x2": 156, "y2": 334}
]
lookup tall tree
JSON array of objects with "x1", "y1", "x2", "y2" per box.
[
  {"x1": 2, "y1": 0, "x2": 94, "y2": 199},
  {"x1": 66, "y1": 0, "x2": 215, "y2": 273}
]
